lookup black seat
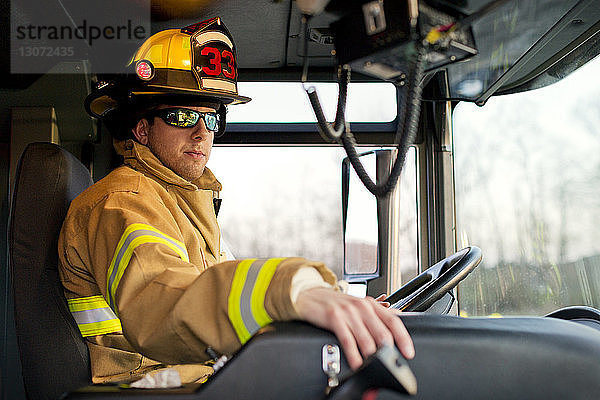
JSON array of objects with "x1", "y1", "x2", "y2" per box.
[{"x1": 8, "y1": 142, "x2": 93, "y2": 399}]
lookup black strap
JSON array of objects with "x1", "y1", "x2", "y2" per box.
[{"x1": 213, "y1": 198, "x2": 222, "y2": 217}]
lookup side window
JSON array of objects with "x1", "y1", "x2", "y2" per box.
[
  {"x1": 454, "y1": 56, "x2": 600, "y2": 316},
  {"x1": 342, "y1": 147, "x2": 419, "y2": 290}
]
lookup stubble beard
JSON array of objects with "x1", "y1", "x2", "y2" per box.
[{"x1": 147, "y1": 138, "x2": 206, "y2": 182}]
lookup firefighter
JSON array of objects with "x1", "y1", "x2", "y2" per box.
[{"x1": 58, "y1": 17, "x2": 414, "y2": 384}]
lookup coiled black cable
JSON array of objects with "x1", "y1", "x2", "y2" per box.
[
  {"x1": 302, "y1": 15, "x2": 348, "y2": 143},
  {"x1": 341, "y1": 44, "x2": 427, "y2": 198},
  {"x1": 302, "y1": 14, "x2": 427, "y2": 198},
  {"x1": 305, "y1": 66, "x2": 350, "y2": 143}
]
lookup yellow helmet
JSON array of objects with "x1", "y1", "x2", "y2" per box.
[{"x1": 85, "y1": 17, "x2": 251, "y2": 120}]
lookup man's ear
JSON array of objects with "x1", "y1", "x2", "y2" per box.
[{"x1": 132, "y1": 119, "x2": 151, "y2": 145}]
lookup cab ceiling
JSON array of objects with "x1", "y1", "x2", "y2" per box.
[
  {"x1": 152, "y1": 0, "x2": 337, "y2": 71},
  {"x1": 3, "y1": 0, "x2": 600, "y2": 95}
]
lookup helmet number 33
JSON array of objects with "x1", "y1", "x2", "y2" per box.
[{"x1": 201, "y1": 47, "x2": 236, "y2": 79}]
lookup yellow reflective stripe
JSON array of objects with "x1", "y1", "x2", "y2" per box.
[
  {"x1": 228, "y1": 258, "x2": 286, "y2": 345},
  {"x1": 228, "y1": 258, "x2": 256, "y2": 344},
  {"x1": 110, "y1": 235, "x2": 184, "y2": 306},
  {"x1": 77, "y1": 319, "x2": 123, "y2": 337},
  {"x1": 67, "y1": 295, "x2": 110, "y2": 312},
  {"x1": 251, "y1": 258, "x2": 285, "y2": 327},
  {"x1": 67, "y1": 295, "x2": 122, "y2": 337},
  {"x1": 106, "y1": 223, "x2": 189, "y2": 312}
]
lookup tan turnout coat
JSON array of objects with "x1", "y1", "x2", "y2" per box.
[{"x1": 58, "y1": 139, "x2": 336, "y2": 383}]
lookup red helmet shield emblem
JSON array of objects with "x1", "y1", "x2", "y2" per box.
[
  {"x1": 135, "y1": 60, "x2": 154, "y2": 81},
  {"x1": 189, "y1": 18, "x2": 238, "y2": 93}
]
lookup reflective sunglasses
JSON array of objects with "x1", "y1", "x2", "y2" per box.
[{"x1": 147, "y1": 108, "x2": 220, "y2": 132}]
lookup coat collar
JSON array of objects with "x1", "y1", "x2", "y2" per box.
[{"x1": 114, "y1": 139, "x2": 222, "y2": 192}]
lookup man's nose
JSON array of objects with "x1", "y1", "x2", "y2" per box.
[{"x1": 191, "y1": 122, "x2": 210, "y2": 141}]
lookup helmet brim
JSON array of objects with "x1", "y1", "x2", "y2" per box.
[{"x1": 85, "y1": 84, "x2": 251, "y2": 119}]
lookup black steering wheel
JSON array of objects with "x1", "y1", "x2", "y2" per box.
[{"x1": 387, "y1": 246, "x2": 482, "y2": 312}]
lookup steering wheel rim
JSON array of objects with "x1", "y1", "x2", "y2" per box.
[{"x1": 388, "y1": 246, "x2": 482, "y2": 312}]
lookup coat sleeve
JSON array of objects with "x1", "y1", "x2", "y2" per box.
[{"x1": 63, "y1": 189, "x2": 337, "y2": 364}]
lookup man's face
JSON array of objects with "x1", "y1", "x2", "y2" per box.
[{"x1": 135, "y1": 105, "x2": 216, "y2": 182}]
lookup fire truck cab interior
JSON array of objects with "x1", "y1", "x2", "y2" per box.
[{"x1": 2, "y1": 0, "x2": 600, "y2": 399}]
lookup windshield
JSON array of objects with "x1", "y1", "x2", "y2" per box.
[
  {"x1": 442, "y1": 1, "x2": 597, "y2": 102},
  {"x1": 454, "y1": 55, "x2": 600, "y2": 316},
  {"x1": 228, "y1": 82, "x2": 397, "y2": 123}
]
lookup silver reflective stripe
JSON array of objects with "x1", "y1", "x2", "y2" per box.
[
  {"x1": 71, "y1": 307, "x2": 118, "y2": 325},
  {"x1": 107, "y1": 228, "x2": 188, "y2": 309},
  {"x1": 239, "y1": 259, "x2": 266, "y2": 335}
]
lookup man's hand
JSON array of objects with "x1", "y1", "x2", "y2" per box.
[{"x1": 294, "y1": 287, "x2": 415, "y2": 370}]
